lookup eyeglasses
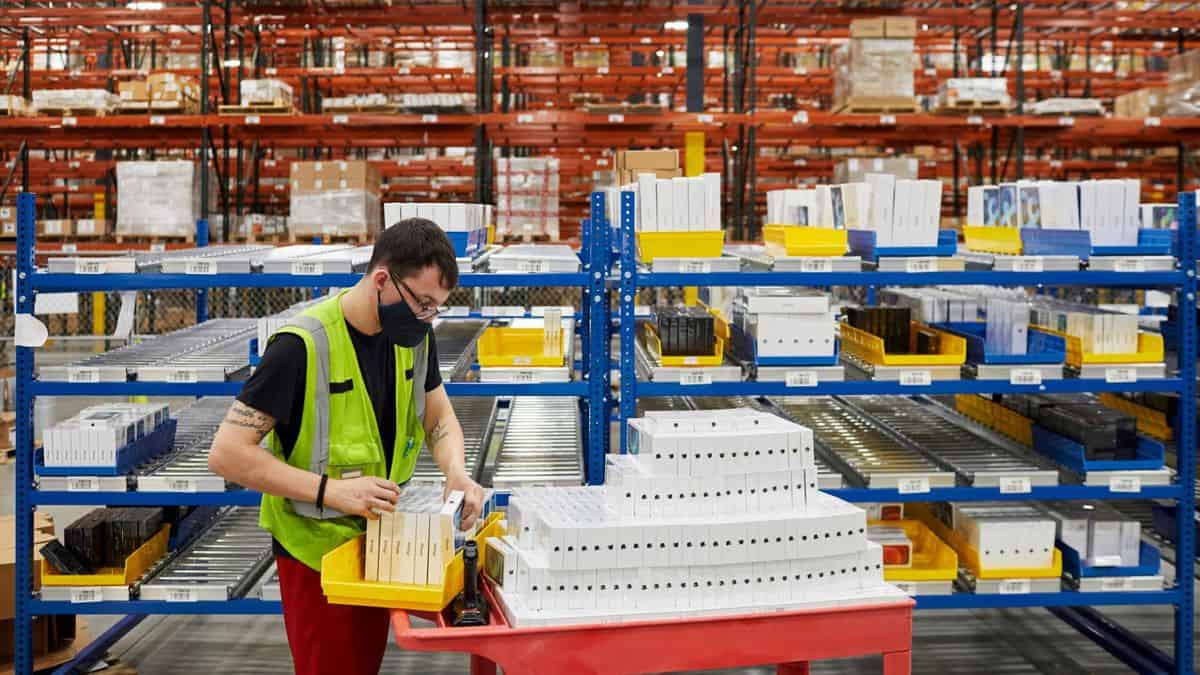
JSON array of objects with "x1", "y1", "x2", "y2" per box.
[{"x1": 392, "y1": 276, "x2": 449, "y2": 320}]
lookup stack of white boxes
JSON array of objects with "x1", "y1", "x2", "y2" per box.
[
  {"x1": 863, "y1": 173, "x2": 942, "y2": 246},
  {"x1": 486, "y1": 409, "x2": 902, "y2": 626},
  {"x1": 1040, "y1": 502, "x2": 1140, "y2": 568},
  {"x1": 942, "y1": 502, "x2": 1057, "y2": 571},
  {"x1": 496, "y1": 157, "x2": 560, "y2": 240},
  {"x1": 731, "y1": 288, "x2": 835, "y2": 361},
  {"x1": 983, "y1": 298, "x2": 1030, "y2": 356},
  {"x1": 364, "y1": 484, "x2": 471, "y2": 586},
  {"x1": 765, "y1": 183, "x2": 871, "y2": 230},
  {"x1": 116, "y1": 161, "x2": 213, "y2": 238},
  {"x1": 622, "y1": 173, "x2": 722, "y2": 233},
  {"x1": 32, "y1": 89, "x2": 120, "y2": 114},
  {"x1": 239, "y1": 79, "x2": 293, "y2": 108},
  {"x1": 1030, "y1": 301, "x2": 1139, "y2": 355},
  {"x1": 383, "y1": 202, "x2": 490, "y2": 252},
  {"x1": 966, "y1": 179, "x2": 1141, "y2": 246},
  {"x1": 43, "y1": 403, "x2": 171, "y2": 468},
  {"x1": 881, "y1": 287, "x2": 980, "y2": 323}
]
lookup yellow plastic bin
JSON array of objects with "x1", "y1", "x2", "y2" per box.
[
  {"x1": 869, "y1": 519, "x2": 958, "y2": 585},
  {"x1": 839, "y1": 321, "x2": 966, "y2": 367},
  {"x1": 908, "y1": 504, "x2": 1062, "y2": 580},
  {"x1": 1033, "y1": 325, "x2": 1164, "y2": 368},
  {"x1": 963, "y1": 226, "x2": 1022, "y2": 255},
  {"x1": 41, "y1": 526, "x2": 170, "y2": 587},
  {"x1": 477, "y1": 327, "x2": 564, "y2": 367},
  {"x1": 641, "y1": 308, "x2": 730, "y2": 367},
  {"x1": 762, "y1": 225, "x2": 848, "y2": 257},
  {"x1": 321, "y1": 512, "x2": 505, "y2": 612},
  {"x1": 954, "y1": 393, "x2": 1034, "y2": 447},
  {"x1": 636, "y1": 231, "x2": 724, "y2": 263},
  {"x1": 1098, "y1": 393, "x2": 1173, "y2": 441}
]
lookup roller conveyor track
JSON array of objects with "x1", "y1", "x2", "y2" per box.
[
  {"x1": 137, "y1": 397, "x2": 237, "y2": 492},
  {"x1": 491, "y1": 397, "x2": 584, "y2": 488},
  {"x1": 636, "y1": 397, "x2": 691, "y2": 415},
  {"x1": 431, "y1": 319, "x2": 489, "y2": 382},
  {"x1": 140, "y1": 507, "x2": 272, "y2": 601},
  {"x1": 135, "y1": 245, "x2": 275, "y2": 272},
  {"x1": 412, "y1": 396, "x2": 498, "y2": 483},
  {"x1": 772, "y1": 397, "x2": 955, "y2": 490},
  {"x1": 837, "y1": 396, "x2": 1060, "y2": 488}
]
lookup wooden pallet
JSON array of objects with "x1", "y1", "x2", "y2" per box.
[
  {"x1": 936, "y1": 98, "x2": 1010, "y2": 114},
  {"x1": 0, "y1": 108, "x2": 33, "y2": 117},
  {"x1": 218, "y1": 103, "x2": 295, "y2": 116},
  {"x1": 832, "y1": 96, "x2": 919, "y2": 114},
  {"x1": 113, "y1": 233, "x2": 195, "y2": 245},
  {"x1": 231, "y1": 232, "x2": 288, "y2": 244},
  {"x1": 288, "y1": 230, "x2": 372, "y2": 244},
  {"x1": 322, "y1": 104, "x2": 398, "y2": 114},
  {"x1": 35, "y1": 107, "x2": 109, "y2": 117},
  {"x1": 119, "y1": 103, "x2": 199, "y2": 115}
]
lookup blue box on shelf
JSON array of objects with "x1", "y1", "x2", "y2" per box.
[
  {"x1": 727, "y1": 320, "x2": 840, "y2": 367},
  {"x1": 1030, "y1": 425, "x2": 1164, "y2": 475},
  {"x1": 847, "y1": 229, "x2": 957, "y2": 260},
  {"x1": 934, "y1": 322, "x2": 1066, "y2": 365},
  {"x1": 1059, "y1": 540, "x2": 1162, "y2": 579},
  {"x1": 34, "y1": 418, "x2": 178, "y2": 477},
  {"x1": 445, "y1": 230, "x2": 478, "y2": 258},
  {"x1": 1019, "y1": 229, "x2": 1093, "y2": 257},
  {"x1": 1091, "y1": 229, "x2": 1174, "y2": 257}
]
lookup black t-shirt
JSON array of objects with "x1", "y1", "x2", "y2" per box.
[{"x1": 238, "y1": 320, "x2": 441, "y2": 562}]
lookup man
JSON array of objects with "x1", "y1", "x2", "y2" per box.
[{"x1": 209, "y1": 218, "x2": 485, "y2": 675}]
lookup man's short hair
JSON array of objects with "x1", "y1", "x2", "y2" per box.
[{"x1": 370, "y1": 217, "x2": 459, "y2": 289}]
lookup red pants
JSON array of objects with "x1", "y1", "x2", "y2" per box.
[{"x1": 276, "y1": 554, "x2": 392, "y2": 675}]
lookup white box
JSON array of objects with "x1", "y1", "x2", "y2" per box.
[
  {"x1": 655, "y1": 180, "x2": 674, "y2": 232},
  {"x1": 703, "y1": 173, "x2": 721, "y2": 230},
  {"x1": 412, "y1": 513, "x2": 431, "y2": 585},
  {"x1": 866, "y1": 173, "x2": 895, "y2": 244},
  {"x1": 637, "y1": 173, "x2": 658, "y2": 232},
  {"x1": 671, "y1": 177, "x2": 689, "y2": 232},
  {"x1": 687, "y1": 177, "x2": 705, "y2": 231},
  {"x1": 397, "y1": 512, "x2": 416, "y2": 583},
  {"x1": 366, "y1": 515, "x2": 382, "y2": 582}
]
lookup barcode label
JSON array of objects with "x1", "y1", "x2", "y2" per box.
[
  {"x1": 597, "y1": 66, "x2": 610, "y2": 74},
  {"x1": 680, "y1": 372, "x2": 712, "y2": 386},
  {"x1": 1109, "y1": 475, "x2": 1141, "y2": 493},
  {"x1": 661, "y1": 66, "x2": 675, "y2": 74},
  {"x1": 422, "y1": 114, "x2": 439, "y2": 123},
  {"x1": 682, "y1": 357, "x2": 700, "y2": 365},
  {"x1": 899, "y1": 370, "x2": 932, "y2": 386},
  {"x1": 1013, "y1": 257, "x2": 1043, "y2": 272},
  {"x1": 792, "y1": 111, "x2": 809, "y2": 124},
  {"x1": 150, "y1": 242, "x2": 166, "y2": 252},
  {"x1": 167, "y1": 588, "x2": 197, "y2": 602},
  {"x1": 332, "y1": 114, "x2": 349, "y2": 124},
  {"x1": 168, "y1": 479, "x2": 197, "y2": 492},
  {"x1": 150, "y1": 115, "x2": 166, "y2": 125},
  {"x1": 62, "y1": 116, "x2": 77, "y2": 126},
  {"x1": 897, "y1": 477, "x2": 930, "y2": 494},
  {"x1": 517, "y1": 113, "x2": 534, "y2": 123},
  {"x1": 67, "y1": 477, "x2": 100, "y2": 492},
  {"x1": 61, "y1": 243, "x2": 78, "y2": 253},
  {"x1": 396, "y1": 67, "x2": 410, "y2": 74},
  {"x1": 799, "y1": 259, "x2": 832, "y2": 273},
  {"x1": 1114, "y1": 259, "x2": 1145, "y2": 273},
  {"x1": 510, "y1": 371, "x2": 536, "y2": 384},
  {"x1": 1010, "y1": 369, "x2": 1042, "y2": 386},
  {"x1": 604, "y1": 114, "x2": 623, "y2": 123},
  {"x1": 1057, "y1": 116, "x2": 1075, "y2": 126},
  {"x1": 697, "y1": 114, "x2": 714, "y2": 123},
  {"x1": 879, "y1": 114, "x2": 896, "y2": 125},
  {"x1": 893, "y1": 582, "x2": 917, "y2": 596},
  {"x1": 998, "y1": 477, "x2": 1032, "y2": 494},
  {"x1": 169, "y1": 369, "x2": 198, "y2": 383},
  {"x1": 1144, "y1": 117, "x2": 1161, "y2": 127},
  {"x1": 1105, "y1": 367, "x2": 1137, "y2": 383},
  {"x1": 185, "y1": 261, "x2": 216, "y2": 275},
  {"x1": 75, "y1": 260, "x2": 104, "y2": 275},
  {"x1": 68, "y1": 368, "x2": 100, "y2": 383},
  {"x1": 70, "y1": 588, "x2": 102, "y2": 603},
  {"x1": 245, "y1": 115, "x2": 260, "y2": 125},
  {"x1": 1101, "y1": 577, "x2": 1134, "y2": 591},
  {"x1": 998, "y1": 579, "x2": 1031, "y2": 594},
  {"x1": 518, "y1": 260, "x2": 545, "y2": 273},
  {"x1": 966, "y1": 115, "x2": 984, "y2": 125},
  {"x1": 682, "y1": 261, "x2": 710, "y2": 273},
  {"x1": 785, "y1": 371, "x2": 819, "y2": 388},
  {"x1": 905, "y1": 257, "x2": 937, "y2": 273},
  {"x1": 291, "y1": 261, "x2": 323, "y2": 275},
  {"x1": 793, "y1": 66, "x2": 807, "y2": 74}
]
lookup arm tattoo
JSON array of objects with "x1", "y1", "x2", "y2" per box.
[
  {"x1": 223, "y1": 401, "x2": 273, "y2": 440},
  {"x1": 427, "y1": 421, "x2": 449, "y2": 447}
]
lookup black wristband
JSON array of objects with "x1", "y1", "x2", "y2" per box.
[{"x1": 316, "y1": 474, "x2": 329, "y2": 512}]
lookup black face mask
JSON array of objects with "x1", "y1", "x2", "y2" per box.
[{"x1": 377, "y1": 290, "x2": 429, "y2": 348}]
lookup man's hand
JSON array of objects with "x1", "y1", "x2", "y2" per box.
[
  {"x1": 323, "y1": 476, "x2": 401, "y2": 519},
  {"x1": 445, "y1": 471, "x2": 486, "y2": 530}
]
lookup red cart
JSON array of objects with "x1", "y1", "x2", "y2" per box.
[{"x1": 391, "y1": 584, "x2": 914, "y2": 675}]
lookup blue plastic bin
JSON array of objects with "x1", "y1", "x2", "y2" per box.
[
  {"x1": 1059, "y1": 540, "x2": 1161, "y2": 579},
  {"x1": 727, "y1": 321, "x2": 840, "y2": 367},
  {"x1": 35, "y1": 418, "x2": 178, "y2": 477},
  {"x1": 934, "y1": 321, "x2": 1066, "y2": 365},
  {"x1": 847, "y1": 229, "x2": 957, "y2": 260},
  {"x1": 1020, "y1": 229, "x2": 1092, "y2": 257},
  {"x1": 1030, "y1": 425, "x2": 1165, "y2": 474}
]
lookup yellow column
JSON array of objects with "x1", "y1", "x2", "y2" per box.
[
  {"x1": 92, "y1": 292, "x2": 106, "y2": 352},
  {"x1": 684, "y1": 131, "x2": 706, "y2": 305}
]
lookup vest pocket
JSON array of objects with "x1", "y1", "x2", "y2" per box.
[{"x1": 326, "y1": 441, "x2": 384, "y2": 480}]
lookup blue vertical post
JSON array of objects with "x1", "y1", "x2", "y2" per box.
[
  {"x1": 14, "y1": 192, "x2": 37, "y2": 674},
  {"x1": 586, "y1": 197, "x2": 610, "y2": 484},
  {"x1": 619, "y1": 190, "x2": 637, "y2": 452},
  {"x1": 195, "y1": 217, "x2": 209, "y2": 323},
  {"x1": 1174, "y1": 189, "x2": 1196, "y2": 674}
]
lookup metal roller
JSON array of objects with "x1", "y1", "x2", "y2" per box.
[
  {"x1": 431, "y1": 319, "x2": 489, "y2": 382},
  {"x1": 411, "y1": 396, "x2": 498, "y2": 483},
  {"x1": 140, "y1": 507, "x2": 273, "y2": 602},
  {"x1": 138, "y1": 398, "x2": 236, "y2": 493},
  {"x1": 489, "y1": 397, "x2": 584, "y2": 487}
]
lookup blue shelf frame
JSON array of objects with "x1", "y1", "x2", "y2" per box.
[
  {"x1": 614, "y1": 188, "x2": 1197, "y2": 674},
  {"x1": 10, "y1": 191, "x2": 612, "y2": 674}
]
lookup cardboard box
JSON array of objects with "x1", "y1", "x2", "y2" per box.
[
  {"x1": 1114, "y1": 87, "x2": 1165, "y2": 118},
  {"x1": 0, "y1": 615, "x2": 80, "y2": 669},
  {"x1": 73, "y1": 219, "x2": 111, "y2": 238},
  {"x1": 617, "y1": 149, "x2": 679, "y2": 173},
  {"x1": 117, "y1": 80, "x2": 149, "y2": 103},
  {"x1": 321, "y1": 160, "x2": 382, "y2": 195},
  {"x1": 833, "y1": 38, "x2": 915, "y2": 108},
  {"x1": 0, "y1": 515, "x2": 55, "y2": 621},
  {"x1": 885, "y1": 17, "x2": 918, "y2": 38},
  {"x1": 36, "y1": 220, "x2": 74, "y2": 237},
  {"x1": 849, "y1": 17, "x2": 886, "y2": 38},
  {"x1": 0, "y1": 207, "x2": 15, "y2": 237}
]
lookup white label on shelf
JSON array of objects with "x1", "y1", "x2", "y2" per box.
[
  {"x1": 1114, "y1": 258, "x2": 1145, "y2": 273},
  {"x1": 512, "y1": 356, "x2": 533, "y2": 366},
  {"x1": 67, "y1": 477, "x2": 100, "y2": 492},
  {"x1": 1144, "y1": 117, "x2": 1162, "y2": 127},
  {"x1": 510, "y1": 371, "x2": 536, "y2": 384},
  {"x1": 169, "y1": 369, "x2": 198, "y2": 383},
  {"x1": 517, "y1": 113, "x2": 534, "y2": 124},
  {"x1": 518, "y1": 260, "x2": 546, "y2": 273},
  {"x1": 798, "y1": 258, "x2": 831, "y2": 273},
  {"x1": 897, "y1": 477, "x2": 930, "y2": 494},
  {"x1": 662, "y1": 67, "x2": 675, "y2": 74},
  {"x1": 793, "y1": 158, "x2": 808, "y2": 166},
  {"x1": 291, "y1": 261, "x2": 323, "y2": 276},
  {"x1": 966, "y1": 115, "x2": 984, "y2": 125},
  {"x1": 61, "y1": 116, "x2": 77, "y2": 126},
  {"x1": 640, "y1": 37, "x2": 652, "y2": 44},
  {"x1": 697, "y1": 114, "x2": 714, "y2": 123},
  {"x1": 1049, "y1": 160, "x2": 1063, "y2": 170},
  {"x1": 899, "y1": 370, "x2": 932, "y2": 386},
  {"x1": 1105, "y1": 367, "x2": 1138, "y2": 384},
  {"x1": 607, "y1": 114, "x2": 625, "y2": 123},
  {"x1": 1109, "y1": 475, "x2": 1142, "y2": 493},
  {"x1": 879, "y1": 114, "x2": 897, "y2": 125},
  {"x1": 68, "y1": 368, "x2": 100, "y2": 383},
  {"x1": 597, "y1": 67, "x2": 610, "y2": 74},
  {"x1": 792, "y1": 111, "x2": 809, "y2": 124},
  {"x1": 332, "y1": 114, "x2": 349, "y2": 124},
  {"x1": 168, "y1": 479, "x2": 197, "y2": 493},
  {"x1": 1057, "y1": 116, "x2": 1074, "y2": 126},
  {"x1": 681, "y1": 261, "x2": 711, "y2": 273},
  {"x1": 998, "y1": 579, "x2": 1032, "y2": 594},
  {"x1": 589, "y1": 36, "x2": 601, "y2": 44},
  {"x1": 1050, "y1": 70, "x2": 1063, "y2": 79},
  {"x1": 1101, "y1": 577, "x2": 1135, "y2": 591},
  {"x1": 167, "y1": 588, "x2": 198, "y2": 602},
  {"x1": 905, "y1": 257, "x2": 937, "y2": 273},
  {"x1": 244, "y1": 115, "x2": 260, "y2": 125},
  {"x1": 680, "y1": 372, "x2": 712, "y2": 386},
  {"x1": 682, "y1": 356, "x2": 700, "y2": 366},
  {"x1": 422, "y1": 114, "x2": 439, "y2": 123},
  {"x1": 444, "y1": 306, "x2": 470, "y2": 317},
  {"x1": 150, "y1": 242, "x2": 166, "y2": 252},
  {"x1": 185, "y1": 260, "x2": 216, "y2": 275},
  {"x1": 396, "y1": 67, "x2": 410, "y2": 75},
  {"x1": 149, "y1": 115, "x2": 166, "y2": 125},
  {"x1": 61, "y1": 243, "x2": 77, "y2": 253},
  {"x1": 999, "y1": 476, "x2": 1033, "y2": 494},
  {"x1": 1010, "y1": 368, "x2": 1043, "y2": 386},
  {"x1": 1013, "y1": 257, "x2": 1044, "y2": 272},
  {"x1": 74, "y1": 260, "x2": 104, "y2": 275},
  {"x1": 785, "y1": 371, "x2": 819, "y2": 388},
  {"x1": 266, "y1": 67, "x2": 279, "y2": 75},
  {"x1": 70, "y1": 588, "x2": 103, "y2": 604}
]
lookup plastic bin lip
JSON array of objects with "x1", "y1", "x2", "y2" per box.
[
  {"x1": 762, "y1": 224, "x2": 849, "y2": 257},
  {"x1": 1059, "y1": 539, "x2": 1162, "y2": 579},
  {"x1": 41, "y1": 524, "x2": 171, "y2": 586},
  {"x1": 839, "y1": 320, "x2": 966, "y2": 367},
  {"x1": 635, "y1": 231, "x2": 724, "y2": 263},
  {"x1": 933, "y1": 321, "x2": 1066, "y2": 366}
]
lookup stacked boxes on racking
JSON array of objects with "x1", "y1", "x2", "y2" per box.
[
  {"x1": 832, "y1": 18, "x2": 917, "y2": 112},
  {"x1": 383, "y1": 202, "x2": 491, "y2": 257},
  {"x1": 116, "y1": 160, "x2": 214, "y2": 238},
  {"x1": 486, "y1": 409, "x2": 900, "y2": 626},
  {"x1": 1166, "y1": 49, "x2": 1200, "y2": 116},
  {"x1": 496, "y1": 157, "x2": 560, "y2": 241},
  {"x1": 117, "y1": 74, "x2": 201, "y2": 113},
  {"x1": 289, "y1": 160, "x2": 383, "y2": 239}
]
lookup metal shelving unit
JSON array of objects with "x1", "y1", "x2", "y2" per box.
[
  {"x1": 10, "y1": 190, "x2": 612, "y2": 673},
  {"x1": 613, "y1": 189, "x2": 1197, "y2": 673}
]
